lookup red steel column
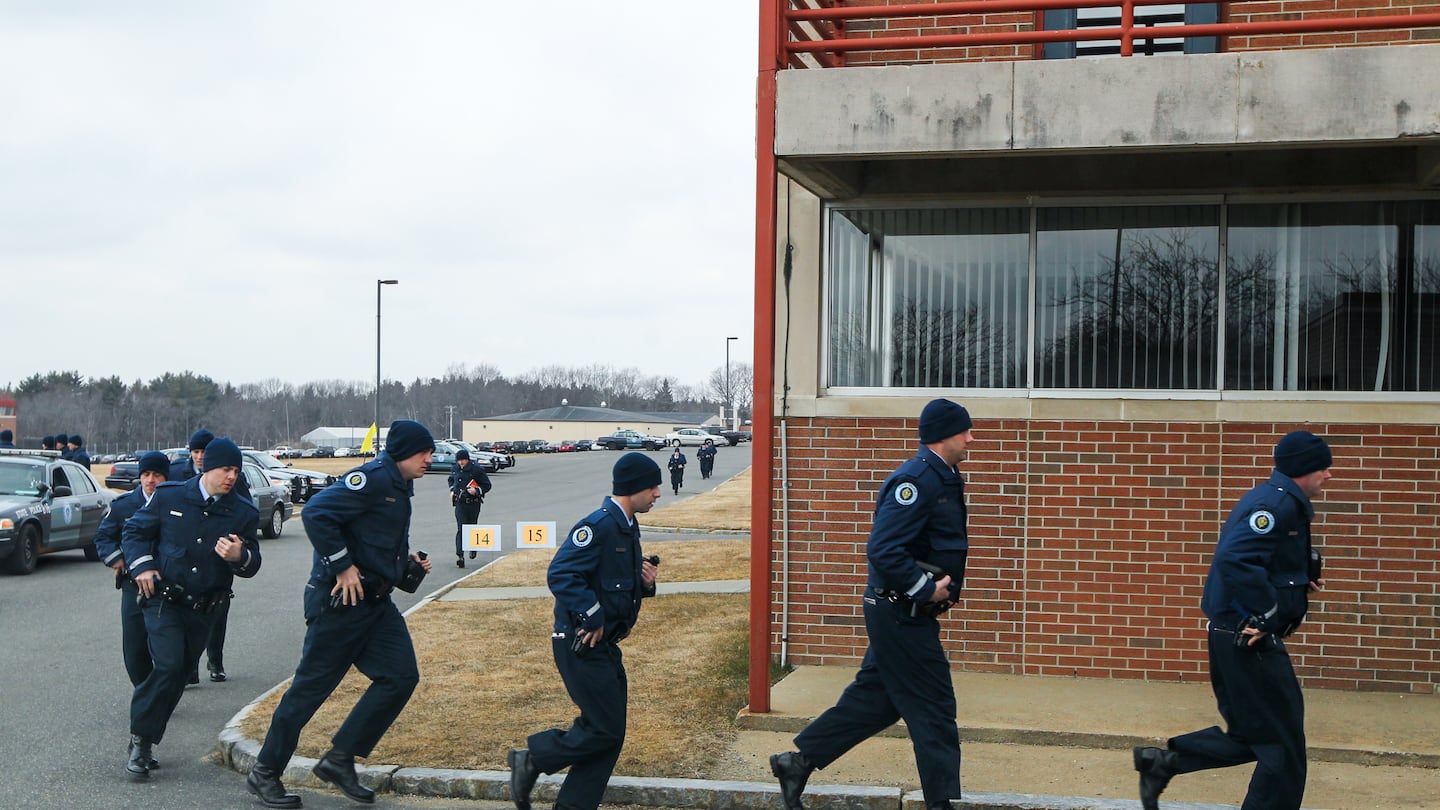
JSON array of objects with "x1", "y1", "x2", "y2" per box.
[{"x1": 749, "y1": 0, "x2": 783, "y2": 715}]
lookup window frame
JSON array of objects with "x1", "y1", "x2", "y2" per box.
[{"x1": 820, "y1": 192, "x2": 1440, "y2": 402}]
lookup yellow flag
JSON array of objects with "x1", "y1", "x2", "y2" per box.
[{"x1": 359, "y1": 422, "x2": 378, "y2": 454}]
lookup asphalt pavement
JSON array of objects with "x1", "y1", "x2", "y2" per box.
[{"x1": 0, "y1": 445, "x2": 750, "y2": 810}]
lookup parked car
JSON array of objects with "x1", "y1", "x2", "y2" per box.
[
  {"x1": 333, "y1": 446, "x2": 356, "y2": 457},
  {"x1": 240, "y1": 450, "x2": 336, "y2": 503},
  {"x1": 701, "y1": 425, "x2": 744, "y2": 446},
  {"x1": 242, "y1": 461, "x2": 294, "y2": 539},
  {"x1": 270, "y1": 445, "x2": 300, "y2": 459},
  {"x1": 596, "y1": 430, "x2": 666, "y2": 451},
  {"x1": 557, "y1": 440, "x2": 576, "y2": 452},
  {"x1": 666, "y1": 427, "x2": 720, "y2": 447},
  {"x1": 574, "y1": 439, "x2": 593, "y2": 452},
  {"x1": 426, "y1": 440, "x2": 461, "y2": 475},
  {"x1": 444, "y1": 440, "x2": 512, "y2": 473},
  {"x1": 526, "y1": 439, "x2": 550, "y2": 454},
  {"x1": 105, "y1": 460, "x2": 141, "y2": 491},
  {"x1": 0, "y1": 450, "x2": 115, "y2": 574}
]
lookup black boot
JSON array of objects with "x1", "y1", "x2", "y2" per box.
[
  {"x1": 209, "y1": 664, "x2": 228, "y2": 682},
  {"x1": 507, "y1": 748, "x2": 539, "y2": 810},
  {"x1": 1134, "y1": 746, "x2": 1179, "y2": 810},
  {"x1": 769, "y1": 751, "x2": 814, "y2": 810},
  {"x1": 125, "y1": 734, "x2": 152, "y2": 781},
  {"x1": 246, "y1": 763, "x2": 302, "y2": 808},
  {"x1": 313, "y1": 748, "x2": 374, "y2": 804},
  {"x1": 456, "y1": 555, "x2": 465, "y2": 568}
]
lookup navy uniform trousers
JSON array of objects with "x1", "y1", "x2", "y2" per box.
[
  {"x1": 257, "y1": 596, "x2": 419, "y2": 771},
  {"x1": 131, "y1": 601, "x2": 222, "y2": 741},
  {"x1": 527, "y1": 636, "x2": 629, "y2": 810},
  {"x1": 454, "y1": 501, "x2": 482, "y2": 556},
  {"x1": 118, "y1": 580, "x2": 153, "y2": 686},
  {"x1": 793, "y1": 595, "x2": 961, "y2": 803},
  {"x1": 1167, "y1": 629, "x2": 1307, "y2": 810}
]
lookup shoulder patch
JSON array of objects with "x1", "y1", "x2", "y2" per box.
[
  {"x1": 343, "y1": 471, "x2": 368, "y2": 491},
  {"x1": 894, "y1": 482, "x2": 919, "y2": 506},
  {"x1": 1248, "y1": 510, "x2": 1275, "y2": 534},
  {"x1": 570, "y1": 525, "x2": 594, "y2": 548}
]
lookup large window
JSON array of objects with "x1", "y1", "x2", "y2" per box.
[{"x1": 825, "y1": 199, "x2": 1440, "y2": 393}]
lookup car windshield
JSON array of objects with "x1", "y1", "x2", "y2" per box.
[
  {"x1": 248, "y1": 452, "x2": 286, "y2": 469},
  {"x1": 0, "y1": 463, "x2": 44, "y2": 496}
]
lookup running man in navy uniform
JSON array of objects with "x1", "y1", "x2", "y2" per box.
[
  {"x1": 771, "y1": 399, "x2": 975, "y2": 810},
  {"x1": 508, "y1": 452, "x2": 663, "y2": 810},
  {"x1": 449, "y1": 447, "x2": 492, "y2": 567},
  {"x1": 696, "y1": 437, "x2": 717, "y2": 479},
  {"x1": 95, "y1": 451, "x2": 171, "y2": 690},
  {"x1": 121, "y1": 437, "x2": 260, "y2": 781},
  {"x1": 1133, "y1": 430, "x2": 1332, "y2": 810},
  {"x1": 246, "y1": 420, "x2": 435, "y2": 809}
]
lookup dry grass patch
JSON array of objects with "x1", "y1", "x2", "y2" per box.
[
  {"x1": 641, "y1": 468, "x2": 751, "y2": 532},
  {"x1": 240, "y1": 592, "x2": 750, "y2": 777},
  {"x1": 454, "y1": 539, "x2": 749, "y2": 589}
]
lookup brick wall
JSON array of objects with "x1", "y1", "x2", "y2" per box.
[
  {"x1": 819, "y1": 0, "x2": 1440, "y2": 65},
  {"x1": 767, "y1": 416, "x2": 1440, "y2": 693}
]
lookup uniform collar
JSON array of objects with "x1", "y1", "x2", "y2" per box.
[
  {"x1": 919, "y1": 445, "x2": 962, "y2": 479},
  {"x1": 377, "y1": 454, "x2": 414, "y2": 494},
  {"x1": 1268, "y1": 469, "x2": 1315, "y2": 519},
  {"x1": 603, "y1": 496, "x2": 635, "y2": 527}
]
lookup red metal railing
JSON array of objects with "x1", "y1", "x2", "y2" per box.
[{"x1": 781, "y1": 0, "x2": 1440, "y2": 62}]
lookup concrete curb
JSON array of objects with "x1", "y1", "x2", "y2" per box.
[{"x1": 640, "y1": 525, "x2": 750, "y2": 536}]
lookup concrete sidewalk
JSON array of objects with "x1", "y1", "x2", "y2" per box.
[
  {"x1": 716, "y1": 666, "x2": 1440, "y2": 810},
  {"x1": 219, "y1": 578, "x2": 1440, "y2": 810}
]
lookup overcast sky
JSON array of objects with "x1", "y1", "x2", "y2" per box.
[{"x1": 0, "y1": 2, "x2": 759, "y2": 393}]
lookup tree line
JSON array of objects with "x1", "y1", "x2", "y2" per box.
[{"x1": 5, "y1": 362, "x2": 755, "y2": 454}]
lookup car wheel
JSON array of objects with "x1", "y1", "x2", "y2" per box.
[
  {"x1": 5, "y1": 523, "x2": 40, "y2": 575},
  {"x1": 262, "y1": 505, "x2": 285, "y2": 539},
  {"x1": 672, "y1": 439, "x2": 682, "y2": 447}
]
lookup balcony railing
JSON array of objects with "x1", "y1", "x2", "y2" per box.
[{"x1": 777, "y1": 0, "x2": 1440, "y2": 66}]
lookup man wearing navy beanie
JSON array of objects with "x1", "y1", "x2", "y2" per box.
[
  {"x1": 248, "y1": 420, "x2": 435, "y2": 808},
  {"x1": 773, "y1": 399, "x2": 975, "y2": 810},
  {"x1": 0, "y1": 429, "x2": 14, "y2": 448},
  {"x1": 121, "y1": 435, "x2": 260, "y2": 781},
  {"x1": 509, "y1": 451, "x2": 663, "y2": 810},
  {"x1": 1135, "y1": 430, "x2": 1333, "y2": 810}
]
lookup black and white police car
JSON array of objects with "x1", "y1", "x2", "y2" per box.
[{"x1": 0, "y1": 448, "x2": 115, "y2": 575}]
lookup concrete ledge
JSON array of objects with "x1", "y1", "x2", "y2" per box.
[{"x1": 941, "y1": 792, "x2": 1236, "y2": 810}]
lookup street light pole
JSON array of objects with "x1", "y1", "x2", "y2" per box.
[
  {"x1": 376, "y1": 279, "x2": 399, "y2": 449},
  {"x1": 725, "y1": 335, "x2": 739, "y2": 429}
]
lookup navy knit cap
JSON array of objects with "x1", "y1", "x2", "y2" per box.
[
  {"x1": 612, "y1": 452, "x2": 662, "y2": 496},
  {"x1": 189, "y1": 428, "x2": 215, "y2": 451},
  {"x1": 384, "y1": 420, "x2": 435, "y2": 461},
  {"x1": 41, "y1": 435, "x2": 54, "y2": 448},
  {"x1": 918, "y1": 398, "x2": 973, "y2": 444},
  {"x1": 69, "y1": 434, "x2": 83, "y2": 446},
  {"x1": 202, "y1": 437, "x2": 243, "y2": 472},
  {"x1": 56, "y1": 433, "x2": 69, "y2": 446},
  {"x1": 138, "y1": 451, "x2": 170, "y2": 478},
  {"x1": 1274, "y1": 430, "x2": 1332, "y2": 478},
  {"x1": 454, "y1": 448, "x2": 470, "y2": 461},
  {"x1": 0, "y1": 429, "x2": 11, "y2": 442}
]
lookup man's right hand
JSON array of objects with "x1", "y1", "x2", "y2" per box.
[
  {"x1": 929, "y1": 575, "x2": 954, "y2": 603},
  {"x1": 331, "y1": 566, "x2": 364, "y2": 606},
  {"x1": 109, "y1": 559, "x2": 128, "y2": 574},
  {"x1": 134, "y1": 570, "x2": 159, "y2": 598}
]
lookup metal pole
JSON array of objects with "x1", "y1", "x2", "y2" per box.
[
  {"x1": 376, "y1": 279, "x2": 398, "y2": 449},
  {"x1": 726, "y1": 335, "x2": 739, "y2": 428}
]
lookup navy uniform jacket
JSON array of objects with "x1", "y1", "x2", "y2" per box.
[
  {"x1": 70, "y1": 448, "x2": 92, "y2": 469},
  {"x1": 696, "y1": 444, "x2": 717, "y2": 461},
  {"x1": 866, "y1": 446, "x2": 969, "y2": 603},
  {"x1": 302, "y1": 454, "x2": 415, "y2": 586},
  {"x1": 94, "y1": 487, "x2": 153, "y2": 568},
  {"x1": 548, "y1": 497, "x2": 656, "y2": 639},
  {"x1": 1201, "y1": 470, "x2": 1317, "y2": 635},
  {"x1": 448, "y1": 462, "x2": 492, "y2": 499},
  {"x1": 122, "y1": 477, "x2": 261, "y2": 595},
  {"x1": 667, "y1": 452, "x2": 686, "y2": 471}
]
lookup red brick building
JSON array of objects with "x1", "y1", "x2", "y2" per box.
[{"x1": 748, "y1": 1, "x2": 1440, "y2": 711}]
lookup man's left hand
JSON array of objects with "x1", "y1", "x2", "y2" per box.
[{"x1": 214, "y1": 534, "x2": 244, "y2": 562}]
